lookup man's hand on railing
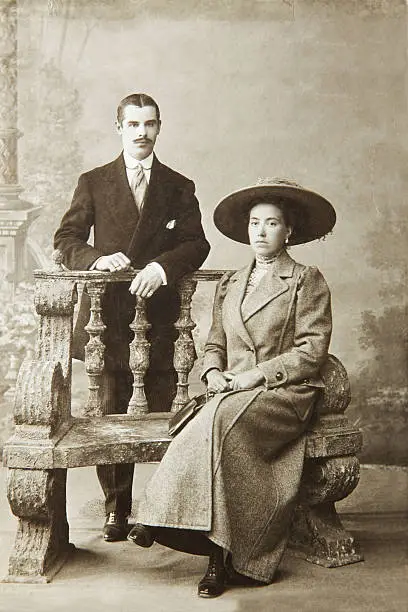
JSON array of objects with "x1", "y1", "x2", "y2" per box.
[
  {"x1": 129, "y1": 265, "x2": 163, "y2": 298},
  {"x1": 93, "y1": 252, "x2": 131, "y2": 272}
]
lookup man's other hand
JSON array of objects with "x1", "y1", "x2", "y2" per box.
[
  {"x1": 94, "y1": 252, "x2": 131, "y2": 272},
  {"x1": 129, "y1": 265, "x2": 163, "y2": 298}
]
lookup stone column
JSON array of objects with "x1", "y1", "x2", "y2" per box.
[{"x1": 0, "y1": 0, "x2": 41, "y2": 287}]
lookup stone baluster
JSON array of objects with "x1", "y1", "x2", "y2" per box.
[
  {"x1": 172, "y1": 278, "x2": 198, "y2": 413},
  {"x1": 84, "y1": 281, "x2": 107, "y2": 417},
  {"x1": 127, "y1": 296, "x2": 151, "y2": 416}
]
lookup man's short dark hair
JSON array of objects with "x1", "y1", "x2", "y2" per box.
[{"x1": 117, "y1": 93, "x2": 161, "y2": 124}]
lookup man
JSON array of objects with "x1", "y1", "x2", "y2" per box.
[{"x1": 54, "y1": 93, "x2": 210, "y2": 542}]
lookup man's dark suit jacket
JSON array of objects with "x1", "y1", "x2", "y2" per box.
[{"x1": 54, "y1": 153, "x2": 210, "y2": 374}]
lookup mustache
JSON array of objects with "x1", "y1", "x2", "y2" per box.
[{"x1": 133, "y1": 138, "x2": 152, "y2": 143}]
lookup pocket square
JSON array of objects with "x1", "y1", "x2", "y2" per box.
[{"x1": 166, "y1": 219, "x2": 176, "y2": 229}]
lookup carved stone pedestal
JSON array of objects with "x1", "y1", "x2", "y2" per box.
[
  {"x1": 4, "y1": 468, "x2": 74, "y2": 583},
  {"x1": 289, "y1": 355, "x2": 364, "y2": 567},
  {"x1": 290, "y1": 455, "x2": 364, "y2": 567},
  {"x1": 2, "y1": 271, "x2": 77, "y2": 582}
]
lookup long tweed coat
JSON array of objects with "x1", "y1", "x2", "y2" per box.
[{"x1": 137, "y1": 250, "x2": 332, "y2": 582}]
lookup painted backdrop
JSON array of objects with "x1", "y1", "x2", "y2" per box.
[{"x1": 1, "y1": 0, "x2": 407, "y2": 464}]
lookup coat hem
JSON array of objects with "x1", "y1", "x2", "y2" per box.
[
  {"x1": 207, "y1": 534, "x2": 274, "y2": 584},
  {"x1": 140, "y1": 520, "x2": 211, "y2": 531}
]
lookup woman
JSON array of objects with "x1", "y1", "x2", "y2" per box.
[{"x1": 127, "y1": 178, "x2": 336, "y2": 598}]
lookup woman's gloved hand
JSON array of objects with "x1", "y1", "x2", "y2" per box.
[
  {"x1": 224, "y1": 368, "x2": 265, "y2": 391},
  {"x1": 206, "y1": 369, "x2": 232, "y2": 393}
]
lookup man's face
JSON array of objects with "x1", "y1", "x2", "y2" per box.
[{"x1": 116, "y1": 104, "x2": 161, "y2": 160}]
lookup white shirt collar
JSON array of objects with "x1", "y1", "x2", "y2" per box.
[{"x1": 123, "y1": 150, "x2": 154, "y2": 170}]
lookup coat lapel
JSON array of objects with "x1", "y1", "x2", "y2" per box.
[
  {"x1": 103, "y1": 154, "x2": 140, "y2": 240},
  {"x1": 224, "y1": 264, "x2": 255, "y2": 348},
  {"x1": 126, "y1": 155, "x2": 171, "y2": 261},
  {"x1": 241, "y1": 250, "x2": 296, "y2": 322}
]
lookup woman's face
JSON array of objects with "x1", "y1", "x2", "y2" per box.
[{"x1": 248, "y1": 202, "x2": 292, "y2": 258}]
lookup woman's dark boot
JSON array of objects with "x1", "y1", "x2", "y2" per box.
[
  {"x1": 197, "y1": 545, "x2": 226, "y2": 598},
  {"x1": 127, "y1": 523, "x2": 155, "y2": 548}
]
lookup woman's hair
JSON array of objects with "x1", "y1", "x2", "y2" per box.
[{"x1": 116, "y1": 93, "x2": 161, "y2": 125}]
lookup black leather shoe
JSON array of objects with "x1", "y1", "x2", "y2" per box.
[
  {"x1": 225, "y1": 553, "x2": 267, "y2": 587},
  {"x1": 103, "y1": 512, "x2": 129, "y2": 542},
  {"x1": 127, "y1": 523, "x2": 155, "y2": 548},
  {"x1": 198, "y1": 549, "x2": 226, "y2": 598}
]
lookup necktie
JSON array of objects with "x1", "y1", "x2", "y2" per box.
[{"x1": 131, "y1": 164, "x2": 148, "y2": 211}]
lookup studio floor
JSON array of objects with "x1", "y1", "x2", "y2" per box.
[{"x1": 0, "y1": 464, "x2": 407, "y2": 612}]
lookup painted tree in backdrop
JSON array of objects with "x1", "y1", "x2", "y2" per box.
[{"x1": 352, "y1": 142, "x2": 408, "y2": 464}]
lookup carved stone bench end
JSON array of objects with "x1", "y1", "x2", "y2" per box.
[
  {"x1": 289, "y1": 355, "x2": 364, "y2": 568},
  {"x1": 3, "y1": 469, "x2": 75, "y2": 583},
  {"x1": 289, "y1": 454, "x2": 364, "y2": 568}
]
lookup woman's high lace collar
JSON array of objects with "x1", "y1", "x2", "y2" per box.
[
  {"x1": 254, "y1": 249, "x2": 283, "y2": 270},
  {"x1": 243, "y1": 250, "x2": 284, "y2": 301}
]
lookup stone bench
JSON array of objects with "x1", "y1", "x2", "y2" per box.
[{"x1": 2, "y1": 261, "x2": 363, "y2": 582}]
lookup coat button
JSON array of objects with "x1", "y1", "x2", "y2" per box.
[{"x1": 276, "y1": 371, "x2": 283, "y2": 381}]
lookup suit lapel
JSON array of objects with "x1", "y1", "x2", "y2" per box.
[
  {"x1": 126, "y1": 155, "x2": 171, "y2": 261},
  {"x1": 241, "y1": 250, "x2": 296, "y2": 322},
  {"x1": 103, "y1": 154, "x2": 140, "y2": 240}
]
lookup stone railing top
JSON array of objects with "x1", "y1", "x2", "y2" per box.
[{"x1": 33, "y1": 268, "x2": 230, "y2": 283}]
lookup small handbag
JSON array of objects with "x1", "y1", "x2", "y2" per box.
[{"x1": 168, "y1": 391, "x2": 215, "y2": 437}]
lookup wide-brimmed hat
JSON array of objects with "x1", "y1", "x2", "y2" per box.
[{"x1": 213, "y1": 178, "x2": 336, "y2": 246}]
